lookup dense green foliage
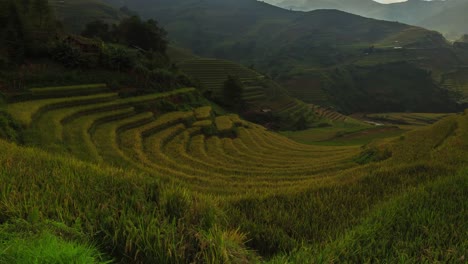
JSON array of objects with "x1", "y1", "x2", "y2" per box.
[
  {"x1": 222, "y1": 75, "x2": 245, "y2": 112},
  {"x1": 0, "y1": 0, "x2": 59, "y2": 64},
  {"x1": 50, "y1": 0, "x2": 125, "y2": 33},
  {"x1": 320, "y1": 62, "x2": 457, "y2": 113},
  {"x1": 0, "y1": 220, "x2": 110, "y2": 264},
  {"x1": 83, "y1": 16, "x2": 168, "y2": 53},
  {"x1": 0, "y1": 0, "x2": 195, "y2": 96}
]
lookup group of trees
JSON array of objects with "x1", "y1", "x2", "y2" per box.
[
  {"x1": 0, "y1": 0, "x2": 168, "y2": 66},
  {"x1": 0, "y1": 0, "x2": 191, "y2": 93},
  {"x1": 82, "y1": 16, "x2": 168, "y2": 54},
  {"x1": 222, "y1": 75, "x2": 245, "y2": 112},
  {"x1": 0, "y1": 0, "x2": 59, "y2": 65}
]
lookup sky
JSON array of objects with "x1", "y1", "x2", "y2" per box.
[{"x1": 374, "y1": 0, "x2": 407, "y2": 3}]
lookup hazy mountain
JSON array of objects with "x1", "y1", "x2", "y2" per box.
[
  {"x1": 419, "y1": 1, "x2": 468, "y2": 39},
  {"x1": 268, "y1": 0, "x2": 468, "y2": 39}
]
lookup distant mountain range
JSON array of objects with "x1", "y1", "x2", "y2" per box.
[{"x1": 265, "y1": 0, "x2": 468, "y2": 39}]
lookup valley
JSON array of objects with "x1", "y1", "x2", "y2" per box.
[{"x1": 0, "y1": 0, "x2": 467, "y2": 263}]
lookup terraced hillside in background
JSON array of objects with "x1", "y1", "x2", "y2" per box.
[
  {"x1": 8, "y1": 84, "x2": 361, "y2": 194},
  {"x1": 179, "y1": 58, "x2": 319, "y2": 129},
  {"x1": 311, "y1": 104, "x2": 348, "y2": 122},
  {"x1": 441, "y1": 69, "x2": 468, "y2": 103}
]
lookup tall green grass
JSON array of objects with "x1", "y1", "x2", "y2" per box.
[
  {"x1": 0, "y1": 140, "x2": 256, "y2": 263},
  {"x1": 0, "y1": 220, "x2": 110, "y2": 264},
  {"x1": 268, "y1": 168, "x2": 468, "y2": 263}
]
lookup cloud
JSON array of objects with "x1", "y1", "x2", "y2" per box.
[{"x1": 374, "y1": 0, "x2": 408, "y2": 3}]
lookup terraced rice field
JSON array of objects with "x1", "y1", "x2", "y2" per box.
[
  {"x1": 311, "y1": 104, "x2": 348, "y2": 122},
  {"x1": 441, "y1": 70, "x2": 468, "y2": 102},
  {"x1": 4, "y1": 84, "x2": 468, "y2": 263},
  {"x1": 178, "y1": 58, "x2": 319, "y2": 127},
  {"x1": 8, "y1": 84, "x2": 362, "y2": 195},
  {"x1": 179, "y1": 59, "x2": 260, "y2": 95}
]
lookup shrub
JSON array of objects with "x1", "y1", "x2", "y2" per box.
[
  {"x1": 51, "y1": 42, "x2": 84, "y2": 68},
  {"x1": 101, "y1": 45, "x2": 136, "y2": 71},
  {"x1": 148, "y1": 68, "x2": 178, "y2": 91},
  {"x1": 355, "y1": 145, "x2": 392, "y2": 164}
]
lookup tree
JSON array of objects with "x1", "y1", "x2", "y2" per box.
[
  {"x1": 3, "y1": 1, "x2": 25, "y2": 63},
  {"x1": 32, "y1": 0, "x2": 50, "y2": 29},
  {"x1": 115, "y1": 16, "x2": 167, "y2": 53},
  {"x1": 82, "y1": 20, "x2": 112, "y2": 41},
  {"x1": 222, "y1": 75, "x2": 245, "y2": 112},
  {"x1": 294, "y1": 115, "x2": 308, "y2": 130}
]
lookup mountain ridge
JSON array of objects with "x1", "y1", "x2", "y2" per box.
[{"x1": 270, "y1": 0, "x2": 468, "y2": 39}]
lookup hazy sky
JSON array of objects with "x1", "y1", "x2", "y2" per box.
[{"x1": 374, "y1": 0, "x2": 408, "y2": 3}]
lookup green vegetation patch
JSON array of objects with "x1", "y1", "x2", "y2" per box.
[
  {"x1": 0, "y1": 110, "x2": 22, "y2": 142},
  {"x1": 0, "y1": 219, "x2": 110, "y2": 264}
]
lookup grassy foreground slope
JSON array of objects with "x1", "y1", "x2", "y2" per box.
[
  {"x1": 0, "y1": 138, "x2": 257, "y2": 263},
  {"x1": 2, "y1": 84, "x2": 468, "y2": 262},
  {"x1": 269, "y1": 168, "x2": 468, "y2": 263}
]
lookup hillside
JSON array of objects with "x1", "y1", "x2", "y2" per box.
[
  {"x1": 102, "y1": 0, "x2": 462, "y2": 113},
  {"x1": 277, "y1": 0, "x2": 380, "y2": 14},
  {"x1": 1, "y1": 83, "x2": 467, "y2": 262},
  {"x1": 50, "y1": 0, "x2": 126, "y2": 33},
  {"x1": 419, "y1": 1, "x2": 468, "y2": 40},
  {"x1": 1, "y1": 1, "x2": 467, "y2": 263},
  {"x1": 269, "y1": 0, "x2": 468, "y2": 39}
]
